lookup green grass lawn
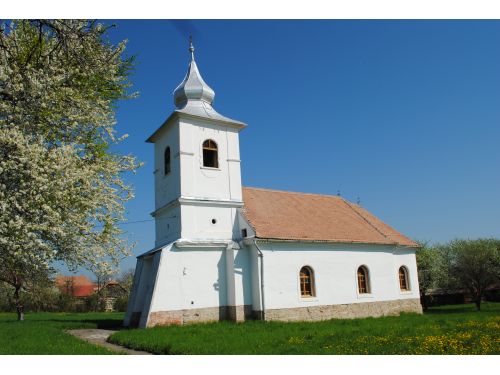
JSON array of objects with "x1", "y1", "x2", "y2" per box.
[
  {"x1": 1, "y1": 303, "x2": 498, "y2": 354},
  {"x1": 109, "y1": 303, "x2": 500, "y2": 355},
  {"x1": 0, "y1": 311, "x2": 125, "y2": 354}
]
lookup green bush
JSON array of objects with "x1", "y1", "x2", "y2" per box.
[{"x1": 113, "y1": 296, "x2": 129, "y2": 312}]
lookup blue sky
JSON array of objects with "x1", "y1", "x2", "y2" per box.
[{"x1": 74, "y1": 20, "x2": 500, "y2": 275}]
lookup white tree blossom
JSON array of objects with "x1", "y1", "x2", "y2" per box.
[{"x1": 0, "y1": 20, "x2": 140, "y2": 319}]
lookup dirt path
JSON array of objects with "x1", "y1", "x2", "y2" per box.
[{"x1": 68, "y1": 329, "x2": 152, "y2": 355}]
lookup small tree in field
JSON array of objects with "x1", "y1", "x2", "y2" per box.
[
  {"x1": 91, "y1": 261, "x2": 118, "y2": 311},
  {"x1": 416, "y1": 242, "x2": 444, "y2": 310},
  {"x1": 446, "y1": 239, "x2": 500, "y2": 311},
  {"x1": 0, "y1": 20, "x2": 140, "y2": 320},
  {"x1": 113, "y1": 267, "x2": 135, "y2": 311},
  {"x1": 117, "y1": 268, "x2": 135, "y2": 293}
]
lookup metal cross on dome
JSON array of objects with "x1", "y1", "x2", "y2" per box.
[{"x1": 189, "y1": 35, "x2": 195, "y2": 60}]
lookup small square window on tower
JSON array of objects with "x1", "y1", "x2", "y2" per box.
[{"x1": 241, "y1": 228, "x2": 247, "y2": 238}]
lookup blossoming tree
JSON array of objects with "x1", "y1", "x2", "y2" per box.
[{"x1": 0, "y1": 20, "x2": 140, "y2": 320}]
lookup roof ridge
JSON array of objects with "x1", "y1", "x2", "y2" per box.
[
  {"x1": 341, "y1": 199, "x2": 395, "y2": 244},
  {"x1": 243, "y1": 186, "x2": 345, "y2": 200},
  {"x1": 346, "y1": 202, "x2": 417, "y2": 247}
]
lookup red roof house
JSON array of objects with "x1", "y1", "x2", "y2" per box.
[{"x1": 55, "y1": 275, "x2": 97, "y2": 298}]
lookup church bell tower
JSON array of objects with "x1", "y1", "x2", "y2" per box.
[{"x1": 146, "y1": 39, "x2": 246, "y2": 247}]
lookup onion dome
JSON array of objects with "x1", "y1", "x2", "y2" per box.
[{"x1": 173, "y1": 37, "x2": 216, "y2": 109}]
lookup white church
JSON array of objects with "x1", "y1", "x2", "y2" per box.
[{"x1": 124, "y1": 41, "x2": 422, "y2": 328}]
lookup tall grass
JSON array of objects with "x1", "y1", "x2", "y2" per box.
[{"x1": 109, "y1": 303, "x2": 500, "y2": 354}]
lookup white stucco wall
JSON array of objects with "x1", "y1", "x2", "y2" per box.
[
  {"x1": 147, "y1": 244, "x2": 253, "y2": 314},
  {"x1": 155, "y1": 205, "x2": 181, "y2": 247},
  {"x1": 151, "y1": 113, "x2": 245, "y2": 246},
  {"x1": 153, "y1": 119, "x2": 181, "y2": 211},
  {"x1": 133, "y1": 257, "x2": 152, "y2": 312},
  {"x1": 178, "y1": 117, "x2": 242, "y2": 201},
  {"x1": 144, "y1": 240, "x2": 418, "y2": 318},
  {"x1": 232, "y1": 248, "x2": 253, "y2": 307},
  {"x1": 147, "y1": 245, "x2": 242, "y2": 313},
  {"x1": 248, "y1": 241, "x2": 420, "y2": 311},
  {"x1": 180, "y1": 205, "x2": 238, "y2": 241},
  {"x1": 152, "y1": 118, "x2": 182, "y2": 246},
  {"x1": 236, "y1": 211, "x2": 255, "y2": 239},
  {"x1": 249, "y1": 245, "x2": 263, "y2": 311}
]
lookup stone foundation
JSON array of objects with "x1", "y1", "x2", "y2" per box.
[
  {"x1": 147, "y1": 305, "x2": 253, "y2": 327},
  {"x1": 264, "y1": 298, "x2": 422, "y2": 322},
  {"x1": 146, "y1": 299, "x2": 422, "y2": 327},
  {"x1": 227, "y1": 305, "x2": 253, "y2": 322}
]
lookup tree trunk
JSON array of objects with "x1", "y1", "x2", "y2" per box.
[
  {"x1": 14, "y1": 284, "x2": 24, "y2": 321},
  {"x1": 420, "y1": 292, "x2": 428, "y2": 311},
  {"x1": 474, "y1": 288, "x2": 482, "y2": 311}
]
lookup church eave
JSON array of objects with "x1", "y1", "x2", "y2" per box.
[
  {"x1": 243, "y1": 236, "x2": 419, "y2": 248},
  {"x1": 137, "y1": 239, "x2": 240, "y2": 258},
  {"x1": 146, "y1": 110, "x2": 246, "y2": 143},
  {"x1": 137, "y1": 242, "x2": 173, "y2": 258},
  {"x1": 176, "y1": 110, "x2": 247, "y2": 129},
  {"x1": 151, "y1": 196, "x2": 244, "y2": 217}
]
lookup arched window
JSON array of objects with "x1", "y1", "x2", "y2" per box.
[
  {"x1": 357, "y1": 266, "x2": 370, "y2": 294},
  {"x1": 299, "y1": 266, "x2": 315, "y2": 297},
  {"x1": 202, "y1": 139, "x2": 218, "y2": 168},
  {"x1": 164, "y1": 146, "x2": 171, "y2": 175},
  {"x1": 399, "y1": 266, "x2": 410, "y2": 291}
]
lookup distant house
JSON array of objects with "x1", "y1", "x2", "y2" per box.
[
  {"x1": 99, "y1": 280, "x2": 128, "y2": 298},
  {"x1": 55, "y1": 275, "x2": 97, "y2": 298},
  {"x1": 97, "y1": 281, "x2": 129, "y2": 312},
  {"x1": 55, "y1": 275, "x2": 128, "y2": 311},
  {"x1": 424, "y1": 283, "x2": 500, "y2": 307}
]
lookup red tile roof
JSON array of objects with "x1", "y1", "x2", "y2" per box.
[
  {"x1": 242, "y1": 187, "x2": 418, "y2": 247},
  {"x1": 55, "y1": 275, "x2": 97, "y2": 297}
]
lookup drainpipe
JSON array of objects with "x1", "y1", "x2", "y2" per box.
[
  {"x1": 225, "y1": 241, "x2": 236, "y2": 320},
  {"x1": 253, "y1": 239, "x2": 266, "y2": 321}
]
